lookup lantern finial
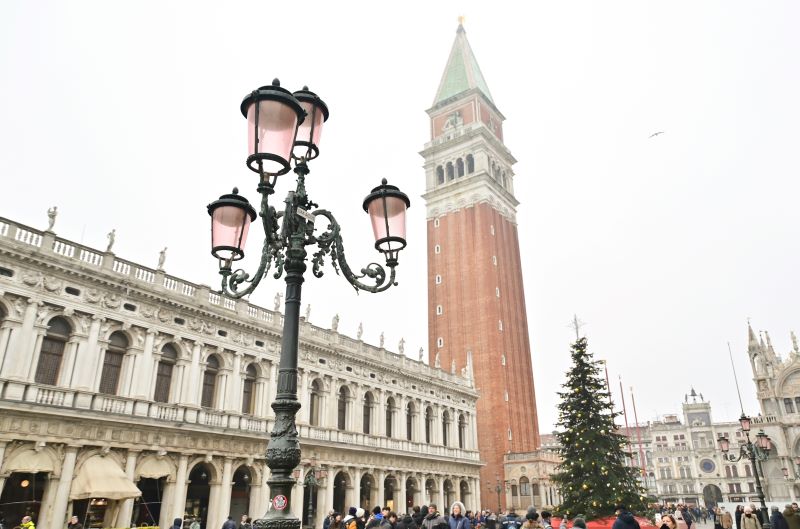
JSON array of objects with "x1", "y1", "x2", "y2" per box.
[
  {"x1": 232, "y1": 187, "x2": 239, "y2": 194},
  {"x1": 272, "y1": 78, "x2": 280, "y2": 86},
  {"x1": 382, "y1": 178, "x2": 387, "y2": 185},
  {"x1": 302, "y1": 85, "x2": 309, "y2": 90}
]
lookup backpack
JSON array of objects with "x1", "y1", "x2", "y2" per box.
[{"x1": 346, "y1": 520, "x2": 358, "y2": 529}]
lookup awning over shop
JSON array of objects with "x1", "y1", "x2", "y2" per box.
[
  {"x1": 70, "y1": 456, "x2": 142, "y2": 500},
  {"x1": 1, "y1": 448, "x2": 56, "y2": 474},
  {"x1": 136, "y1": 457, "x2": 173, "y2": 480}
]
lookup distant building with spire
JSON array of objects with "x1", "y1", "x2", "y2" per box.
[{"x1": 422, "y1": 21, "x2": 545, "y2": 510}]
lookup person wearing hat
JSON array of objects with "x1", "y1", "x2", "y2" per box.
[
  {"x1": 356, "y1": 508, "x2": 367, "y2": 529},
  {"x1": 770, "y1": 506, "x2": 788, "y2": 529},
  {"x1": 741, "y1": 507, "x2": 761, "y2": 529},
  {"x1": 344, "y1": 508, "x2": 358, "y2": 529},
  {"x1": 612, "y1": 505, "x2": 641, "y2": 529},
  {"x1": 572, "y1": 518, "x2": 587, "y2": 529}
]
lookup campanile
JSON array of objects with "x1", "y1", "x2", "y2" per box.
[{"x1": 421, "y1": 23, "x2": 540, "y2": 508}]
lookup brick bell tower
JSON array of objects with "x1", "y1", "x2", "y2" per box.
[{"x1": 421, "y1": 22, "x2": 540, "y2": 509}]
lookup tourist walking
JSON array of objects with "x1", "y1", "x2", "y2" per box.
[{"x1": 741, "y1": 507, "x2": 761, "y2": 529}]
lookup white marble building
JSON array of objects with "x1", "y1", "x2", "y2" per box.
[{"x1": 0, "y1": 216, "x2": 481, "y2": 529}]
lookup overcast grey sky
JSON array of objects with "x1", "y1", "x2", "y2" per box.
[{"x1": 2, "y1": 1, "x2": 799, "y2": 432}]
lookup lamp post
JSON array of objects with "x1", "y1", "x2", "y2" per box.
[
  {"x1": 208, "y1": 79, "x2": 411, "y2": 529},
  {"x1": 302, "y1": 459, "x2": 327, "y2": 528},
  {"x1": 718, "y1": 415, "x2": 773, "y2": 529}
]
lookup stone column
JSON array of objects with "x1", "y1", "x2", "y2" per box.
[
  {"x1": 0, "y1": 322, "x2": 14, "y2": 377},
  {"x1": 437, "y1": 478, "x2": 445, "y2": 511},
  {"x1": 352, "y1": 467, "x2": 362, "y2": 510},
  {"x1": 38, "y1": 473, "x2": 59, "y2": 529},
  {"x1": 323, "y1": 466, "x2": 336, "y2": 519},
  {"x1": 50, "y1": 446, "x2": 79, "y2": 529},
  {"x1": 297, "y1": 370, "x2": 310, "y2": 424},
  {"x1": 172, "y1": 455, "x2": 189, "y2": 521},
  {"x1": 215, "y1": 458, "x2": 234, "y2": 528},
  {"x1": 418, "y1": 401, "x2": 427, "y2": 444},
  {"x1": 320, "y1": 377, "x2": 331, "y2": 428},
  {"x1": 182, "y1": 343, "x2": 203, "y2": 406},
  {"x1": 0, "y1": 442, "x2": 6, "y2": 507},
  {"x1": 116, "y1": 450, "x2": 139, "y2": 528},
  {"x1": 375, "y1": 390, "x2": 385, "y2": 437},
  {"x1": 74, "y1": 316, "x2": 103, "y2": 391},
  {"x1": 1, "y1": 299, "x2": 38, "y2": 380},
  {"x1": 254, "y1": 375, "x2": 268, "y2": 417},
  {"x1": 226, "y1": 352, "x2": 243, "y2": 413},
  {"x1": 131, "y1": 330, "x2": 157, "y2": 400},
  {"x1": 291, "y1": 478, "x2": 304, "y2": 522},
  {"x1": 398, "y1": 471, "x2": 407, "y2": 515},
  {"x1": 207, "y1": 475, "x2": 222, "y2": 529},
  {"x1": 376, "y1": 469, "x2": 386, "y2": 508},
  {"x1": 120, "y1": 338, "x2": 144, "y2": 397}
]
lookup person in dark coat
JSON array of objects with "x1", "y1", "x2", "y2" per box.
[
  {"x1": 612, "y1": 506, "x2": 641, "y2": 529},
  {"x1": 398, "y1": 513, "x2": 419, "y2": 529},
  {"x1": 771, "y1": 507, "x2": 789, "y2": 529},
  {"x1": 783, "y1": 506, "x2": 800, "y2": 529},
  {"x1": 67, "y1": 515, "x2": 84, "y2": 529},
  {"x1": 736, "y1": 507, "x2": 744, "y2": 529},
  {"x1": 222, "y1": 518, "x2": 236, "y2": 529}
]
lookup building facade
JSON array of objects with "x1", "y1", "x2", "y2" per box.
[
  {"x1": 0, "y1": 216, "x2": 481, "y2": 529},
  {"x1": 421, "y1": 23, "x2": 540, "y2": 510},
  {"x1": 623, "y1": 385, "x2": 796, "y2": 507}
]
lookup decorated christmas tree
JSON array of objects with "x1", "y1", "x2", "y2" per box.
[{"x1": 551, "y1": 334, "x2": 646, "y2": 519}]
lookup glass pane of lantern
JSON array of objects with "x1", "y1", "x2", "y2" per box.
[
  {"x1": 247, "y1": 99, "x2": 299, "y2": 174},
  {"x1": 294, "y1": 100, "x2": 325, "y2": 156},
  {"x1": 368, "y1": 196, "x2": 407, "y2": 250},
  {"x1": 212, "y1": 205, "x2": 252, "y2": 259}
]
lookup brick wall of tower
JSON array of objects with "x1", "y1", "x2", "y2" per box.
[{"x1": 427, "y1": 201, "x2": 540, "y2": 508}]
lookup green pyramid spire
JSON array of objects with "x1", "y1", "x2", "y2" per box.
[{"x1": 433, "y1": 23, "x2": 494, "y2": 106}]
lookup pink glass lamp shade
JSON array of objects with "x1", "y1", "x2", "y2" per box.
[
  {"x1": 207, "y1": 188, "x2": 257, "y2": 263},
  {"x1": 292, "y1": 86, "x2": 329, "y2": 161},
  {"x1": 739, "y1": 414, "x2": 751, "y2": 432},
  {"x1": 362, "y1": 179, "x2": 411, "y2": 263},
  {"x1": 718, "y1": 435, "x2": 730, "y2": 453},
  {"x1": 241, "y1": 79, "x2": 305, "y2": 178}
]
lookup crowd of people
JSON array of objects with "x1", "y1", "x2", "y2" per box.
[{"x1": 656, "y1": 502, "x2": 800, "y2": 529}]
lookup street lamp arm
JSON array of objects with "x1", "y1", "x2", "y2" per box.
[
  {"x1": 310, "y1": 209, "x2": 397, "y2": 294},
  {"x1": 219, "y1": 190, "x2": 283, "y2": 299}
]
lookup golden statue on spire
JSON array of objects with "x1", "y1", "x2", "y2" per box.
[{"x1": 458, "y1": 15, "x2": 465, "y2": 26}]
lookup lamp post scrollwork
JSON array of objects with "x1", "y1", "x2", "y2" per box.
[{"x1": 207, "y1": 79, "x2": 411, "y2": 529}]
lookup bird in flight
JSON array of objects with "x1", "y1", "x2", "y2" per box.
[{"x1": 649, "y1": 131, "x2": 665, "y2": 138}]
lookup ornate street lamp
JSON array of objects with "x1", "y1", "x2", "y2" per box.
[
  {"x1": 208, "y1": 79, "x2": 410, "y2": 529},
  {"x1": 718, "y1": 417, "x2": 772, "y2": 529}
]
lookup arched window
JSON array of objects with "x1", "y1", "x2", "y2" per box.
[
  {"x1": 406, "y1": 402, "x2": 415, "y2": 441},
  {"x1": 492, "y1": 162, "x2": 499, "y2": 179},
  {"x1": 153, "y1": 343, "x2": 178, "y2": 403},
  {"x1": 310, "y1": 379, "x2": 322, "y2": 426},
  {"x1": 456, "y1": 158, "x2": 465, "y2": 177},
  {"x1": 363, "y1": 391, "x2": 374, "y2": 435},
  {"x1": 745, "y1": 464, "x2": 752, "y2": 477},
  {"x1": 501, "y1": 172, "x2": 507, "y2": 188},
  {"x1": 466, "y1": 155, "x2": 475, "y2": 173},
  {"x1": 99, "y1": 331, "x2": 127, "y2": 395},
  {"x1": 338, "y1": 386, "x2": 349, "y2": 429},
  {"x1": 35, "y1": 317, "x2": 71, "y2": 386},
  {"x1": 201, "y1": 355, "x2": 220, "y2": 408},
  {"x1": 425, "y1": 406, "x2": 434, "y2": 444},
  {"x1": 458, "y1": 414, "x2": 466, "y2": 449},
  {"x1": 442, "y1": 410, "x2": 450, "y2": 446},
  {"x1": 386, "y1": 397, "x2": 395, "y2": 438},
  {"x1": 436, "y1": 166, "x2": 444, "y2": 185},
  {"x1": 242, "y1": 364, "x2": 257, "y2": 414},
  {"x1": 446, "y1": 162, "x2": 455, "y2": 181},
  {"x1": 520, "y1": 476, "x2": 530, "y2": 497}
]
